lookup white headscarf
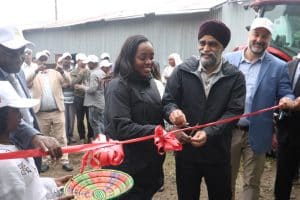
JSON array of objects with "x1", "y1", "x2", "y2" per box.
[{"x1": 168, "y1": 53, "x2": 182, "y2": 66}]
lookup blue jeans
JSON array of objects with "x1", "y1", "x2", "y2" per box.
[{"x1": 88, "y1": 106, "x2": 104, "y2": 136}]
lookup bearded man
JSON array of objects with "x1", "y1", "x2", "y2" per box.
[
  {"x1": 162, "y1": 20, "x2": 246, "y2": 200},
  {"x1": 224, "y1": 18, "x2": 294, "y2": 200}
]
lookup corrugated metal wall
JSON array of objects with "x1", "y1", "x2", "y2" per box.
[
  {"x1": 24, "y1": 2, "x2": 255, "y2": 68},
  {"x1": 221, "y1": 3, "x2": 256, "y2": 50}
]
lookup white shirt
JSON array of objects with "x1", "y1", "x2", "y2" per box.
[
  {"x1": 0, "y1": 145, "x2": 57, "y2": 200},
  {"x1": 154, "y1": 79, "x2": 165, "y2": 99},
  {"x1": 162, "y1": 65, "x2": 175, "y2": 84},
  {"x1": 21, "y1": 62, "x2": 38, "y2": 81}
]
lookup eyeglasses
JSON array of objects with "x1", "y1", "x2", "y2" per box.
[{"x1": 198, "y1": 40, "x2": 220, "y2": 48}]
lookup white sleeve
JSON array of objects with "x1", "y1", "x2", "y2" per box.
[
  {"x1": 0, "y1": 160, "x2": 26, "y2": 200},
  {"x1": 40, "y1": 177, "x2": 58, "y2": 194}
]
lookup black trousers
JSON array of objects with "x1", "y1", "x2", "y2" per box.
[
  {"x1": 34, "y1": 157, "x2": 42, "y2": 173},
  {"x1": 176, "y1": 158, "x2": 232, "y2": 200},
  {"x1": 73, "y1": 96, "x2": 93, "y2": 139},
  {"x1": 274, "y1": 143, "x2": 300, "y2": 200}
]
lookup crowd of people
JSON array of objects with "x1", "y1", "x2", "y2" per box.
[
  {"x1": 0, "y1": 16, "x2": 300, "y2": 200},
  {"x1": 20, "y1": 48, "x2": 115, "y2": 173}
]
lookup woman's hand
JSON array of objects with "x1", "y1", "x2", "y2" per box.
[{"x1": 54, "y1": 175, "x2": 73, "y2": 187}]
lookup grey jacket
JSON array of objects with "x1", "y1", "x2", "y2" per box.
[{"x1": 84, "y1": 67, "x2": 106, "y2": 109}]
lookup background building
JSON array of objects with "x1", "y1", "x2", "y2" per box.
[{"x1": 23, "y1": 0, "x2": 255, "y2": 68}]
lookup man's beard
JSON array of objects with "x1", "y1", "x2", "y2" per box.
[
  {"x1": 200, "y1": 51, "x2": 221, "y2": 70},
  {"x1": 249, "y1": 41, "x2": 267, "y2": 56}
]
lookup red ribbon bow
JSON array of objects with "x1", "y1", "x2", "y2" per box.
[
  {"x1": 154, "y1": 125, "x2": 182, "y2": 154},
  {"x1": 80, "y1": 135, "x2": 124, "y2": 173}
]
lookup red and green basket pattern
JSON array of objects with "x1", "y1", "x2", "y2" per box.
[{"x1": 64, "y1": 169, "x2": 134, "y2": 200}]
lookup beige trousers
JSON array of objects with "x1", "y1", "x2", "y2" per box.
[
  {"x1": 231, "y1": 128, "x2": 266, "y2": 200},
  {"x1": 36, "y1": 110, "x2": 69, "y2": 164}
]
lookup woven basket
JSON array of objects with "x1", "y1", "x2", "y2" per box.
[{"x1": 64, "y1": 169, "x2": 134, "y2": 200}]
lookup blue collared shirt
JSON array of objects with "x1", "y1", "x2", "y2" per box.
[{"x1": 238, "y1": 51, "x2": 265, "y2": 126}]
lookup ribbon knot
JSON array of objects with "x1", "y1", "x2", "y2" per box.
[
  {"x1": 154, "y1": 125, "x2": 182, "y2": 154},
  {"x1": 80, "y1": 135, "x2": 124, "y2": 173}
]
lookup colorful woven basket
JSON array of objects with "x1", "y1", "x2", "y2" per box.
[{"x1": 64, "y1": 169, "x2": 134, "y2": 200}]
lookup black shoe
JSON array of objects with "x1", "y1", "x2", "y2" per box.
[
  {"x1": 62, "y1": 163, "x2": 74, "y2": 171},
  {"x1": 40, "y1": 164, "x2": 49, "y2": 173}
]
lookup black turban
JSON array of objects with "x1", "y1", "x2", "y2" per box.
[{"x1": 198, "y1": 19, "x2": 231, "y2": 48}]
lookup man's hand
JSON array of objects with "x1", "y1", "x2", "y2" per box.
[
  {"x1": 291, "y1": 97, "x2": 300, "y2": 110},
  {"x1": 56, "y1": 65, "x2": 64, "y2": 74},
  {"x1": 173, "y1": 131, "x2": 192, "y2": 144},
  {"x1": 191, "y1": 130, "x2": 207, "y2": 148},
  {"x1": 278, "y1": 97, "x2": 295, "y2": 110},
  {"x1": 168, "y1": 126, "x2": 191, "y2": 144},
  {"x1": 169, "y1": 109, "x2": 187, "y2": 127},
  {"x1": 74, "y1": 84, "x2": 86, "y2": 90},
  {"x1": 31, "y1": 135, "x2": 62, "y2": 160}
]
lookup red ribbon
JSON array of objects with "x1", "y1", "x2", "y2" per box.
[
  {"x1": 79, "y1": 129, "x2": 182, "y2": 171},
  {"x1": 0, "y1": 105, "x2": 280, "y2": 168},
  {"x1": 169, "y1": 105, "x2": 280, "y2": 135},
  {"x1": 154, "y1": 125, "x2": 182, "y2": 154},
  {"x1": 80, "y1": 135, "x2": 124, "y2": 173}
]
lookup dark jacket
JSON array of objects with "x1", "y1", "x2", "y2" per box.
[
  {"x1": 104, "y1": 74, "x2": 164, "y2": 173},
  {"x1": 277, "y1": 58, "x2": 300, "y2": 147},
  {"x1": 162, "y1": 56, "x2": 246, "y2": 164}
]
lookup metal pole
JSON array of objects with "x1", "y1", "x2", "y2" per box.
[{"x1": 55, "y1": 0, "x2": 58, "y2": 21}]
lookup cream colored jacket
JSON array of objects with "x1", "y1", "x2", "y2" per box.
[{"x1": 30, "y1": 69, "x2": 70, "y2": 113}]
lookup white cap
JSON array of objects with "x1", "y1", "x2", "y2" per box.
[
  {"x1": 297, "y1": 53, "x2": 300, "y2": 59},
  {"x1": 76, "y1": 53, "x2": 87, "y2": 61},
  {"x1": 100, "y1": 59, "x2": 112, "y2": 68},
  {"x1": 0, "y1": 25, "x2": 33, "y2": 49},
  {"x1": 250, "y1": 17, "x2": 273, "y2": 34},
  {"x1": 61, "y1": 52, "x2": 72, "y2": 60},
  {"x1": 42, "y1": 50, "x2": 51, "y2": 57},
  {"x1": 100, "y1": 52, "x2": 110, "y2": 60},
  {"x1": 0, "y1": 81, "x2": 39, "y2": 108},
  {"x1": 84, "y1": 55, "x2": 99, "y2": 64},
  {"x1": 57, "y1": 56, "x2": 63, "y2": 63},
  {"x1": 36, "y1": 51, "x2": 49, "y2": 60},
  {"x1": 24, "y1": 48, "x2": 32, "y2": 55}
]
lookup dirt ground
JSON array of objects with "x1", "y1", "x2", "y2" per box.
[{"x1": 42, "y1": 150, "x2": 300, "y2": 200}]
